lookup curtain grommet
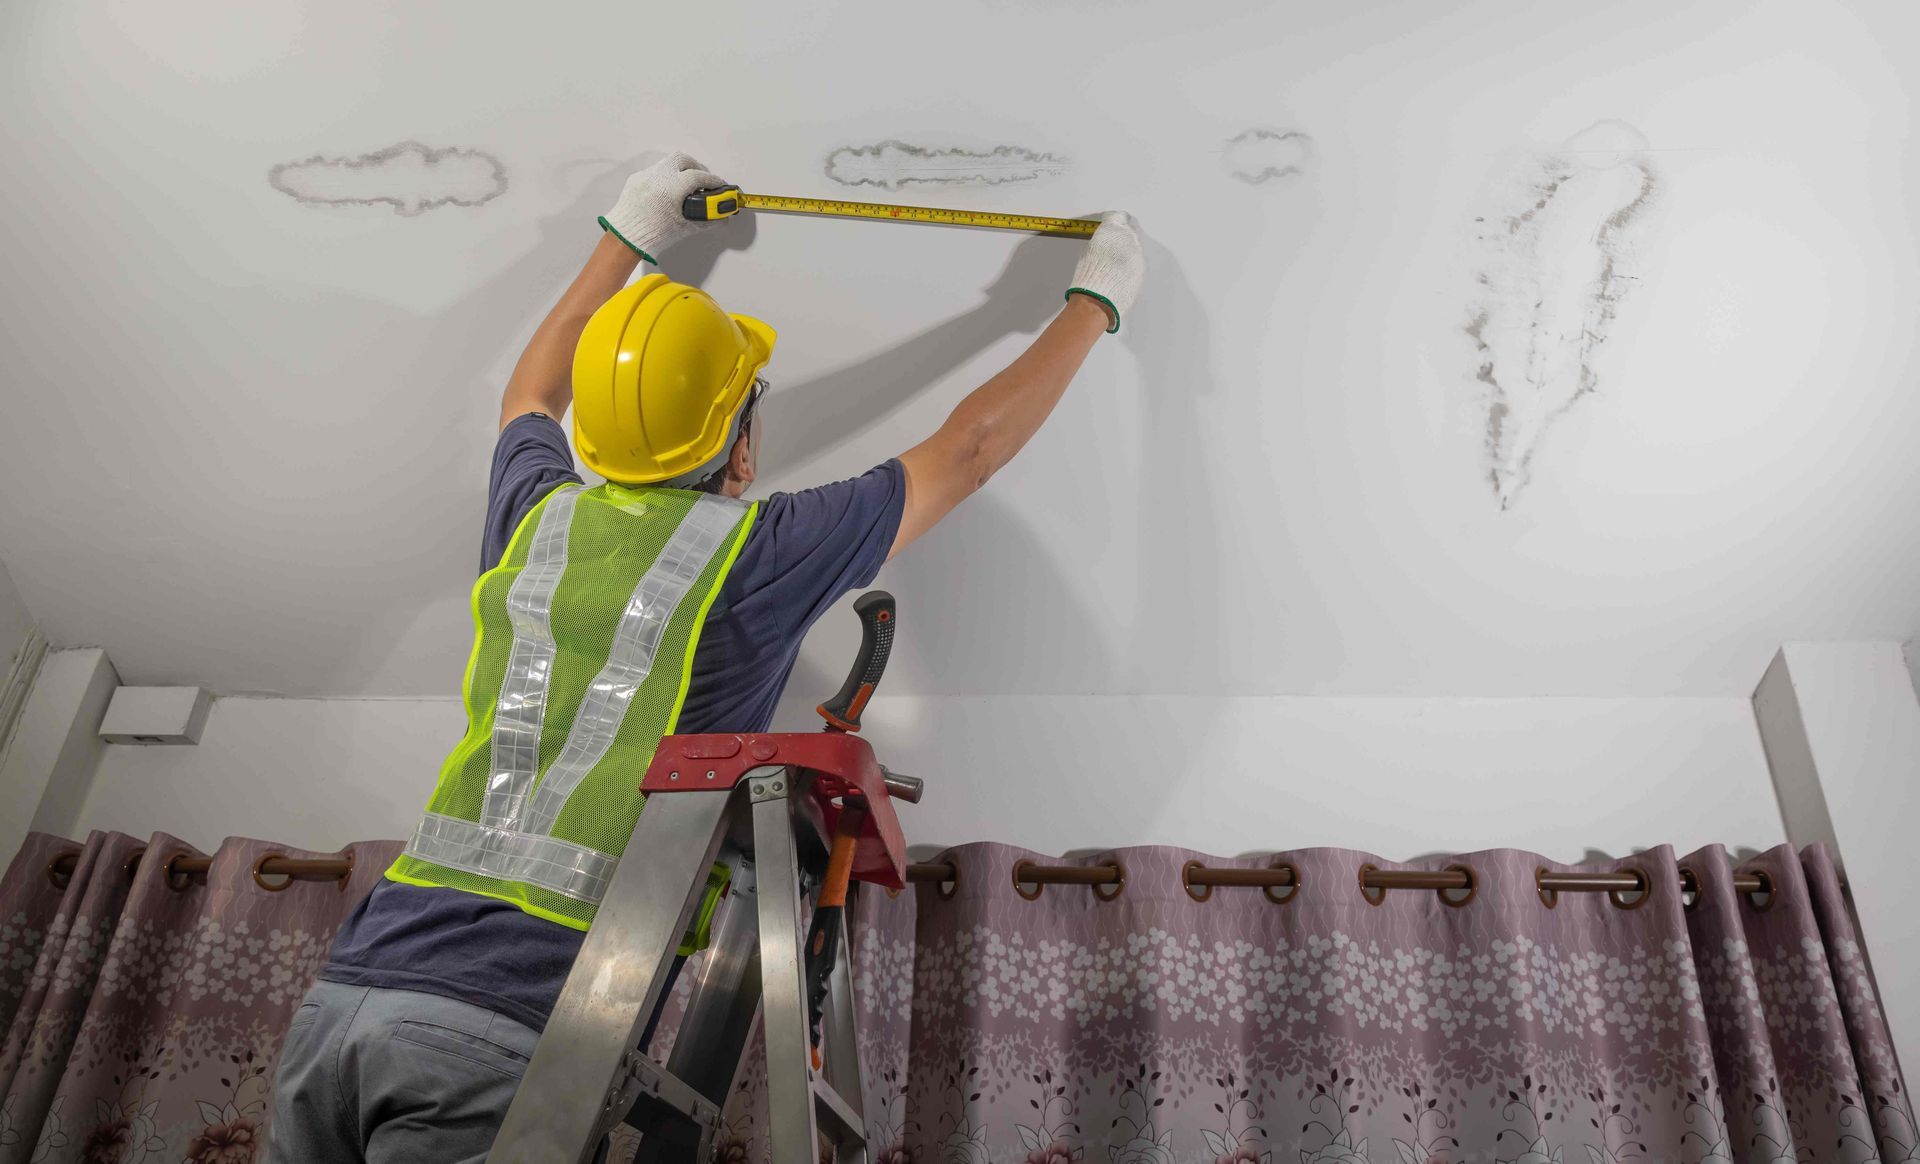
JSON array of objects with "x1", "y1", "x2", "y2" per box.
[
  {"x1": 253, "y1": 853, "x2": 294, "y2": 892},
  {"x1": 1535, "y1": 867, "x2": 1558, "y2": 909},
  {"x1": 163, "y1": 851, "x2": 196, "y2": 892},
  {"x1": 1679, "y1": 866, "x2": 1700, "y2": 912},
  {"x1": 1182, "y1": 860, "x2": 1212, "y2": 903},
  {"x1": 1742, "y1": 868, "x2": 1775, "y2": 912},
  {"x1": 1092, "y1": 857, "x2": 1126, "y2": 902},
  {"x1": 934, "y1": 852, "x2": 962, "y2": 901},
  {"x1": 1438, "y1": 863, "x2": 1477, "y2": 908},
  {"x1": 123, "y1": 848, "x2": 146, "y2": 883},
  {"x1": 47, "y1": 850, "x2": 79, "y2": 891},
  {"x1": 1358, "y1": 863, "x2": 1386, "y2": 906},
  {"x1": 1012, "y1": 859, "x2": 1044, "y2": 901},
  {"x1": 1265, "y1": 860, "x2": 1301, "y2": 905},
  {"x1": 1608, "y1": 868, "x2": 1652, "y2": 911},
  {"x1": 335, "y1": 847, "x2": 355, "y2": 892}
]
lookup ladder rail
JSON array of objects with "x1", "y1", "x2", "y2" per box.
[{"x1": 488, "y1": 787, "x2": 738, "y2": 1162}]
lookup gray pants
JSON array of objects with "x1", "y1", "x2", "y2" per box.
[{"x1": 267, "y1": 979, "x2": 599, "y2": 1164}]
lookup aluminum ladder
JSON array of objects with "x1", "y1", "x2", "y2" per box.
[{"x1": 487, "y1": 592, "x2": 915, "y2": 1164}]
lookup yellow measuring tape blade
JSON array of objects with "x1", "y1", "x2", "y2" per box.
[{"x1": 739, "y1": 192, "x2": 1098, "y2": 238}]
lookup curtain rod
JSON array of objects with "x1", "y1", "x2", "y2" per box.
[
  {"x1": 48, "y1": 849, "x2": 1788, "y2": 902},
  {"x1": 48, "y1": 849, "x2": 354, "y2": 889},
  {"x1": 907, "y1": 860, "x2": 1785, "y2": 903}
]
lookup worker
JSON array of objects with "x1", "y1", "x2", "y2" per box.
[{"x1": 264, "y1": 152, "x2": 1143, "y2": 1162}]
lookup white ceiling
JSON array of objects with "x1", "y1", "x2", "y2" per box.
[{"x1": 2, "y1": 0, "x2": 1916, "y2": 699}]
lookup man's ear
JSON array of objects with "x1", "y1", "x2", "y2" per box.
[{"x1": 727, "y1": 429, "x2": 755, "y2": 486}]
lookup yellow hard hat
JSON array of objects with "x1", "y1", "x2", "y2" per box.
[{"x1": 572, "y1": 274, "x2": 776, "y2": 485}]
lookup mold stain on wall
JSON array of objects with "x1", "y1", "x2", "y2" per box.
[
  {"x1": 1223, "y1": 127, "x2": 1314, "y2": 185},
  {"x1": 268, "y1": 141, "x2": 507, "y2": 216},
  {"x1": 822, "y1": 141, "x2": 1069, "y2": 189},
  {"x1": 1463, "y1": 120, "x2": 1657, "y2": 509}
]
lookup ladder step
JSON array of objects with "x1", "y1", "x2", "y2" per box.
[
  {"x1": 811, "y1": 1077, "x2": 866, "y2": 1145},
  {"x1": 618, "y1": 1055, "x2": 721, "y2": 1137}
]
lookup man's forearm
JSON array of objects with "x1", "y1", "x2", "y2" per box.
[
  {"x1": 892, "y1": 294, "x2": 1110, "y2": 554},
  {"x1": 499, "y1": 232, "x2": 643, "y2": 429},
  {"x1": 941, "y1": 294, "x2": 1110, "y2": 482}
]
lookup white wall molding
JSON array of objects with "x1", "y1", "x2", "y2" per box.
[
  {"x1": 1753, "y1": 643, "x2": 1919, "y2": 1077},
  {"x1": 0, "y1": 648, "x2": 119, "y2": 861},
  {"x1": 0, "y1": 626, "x2": 48, "y2": 772}
]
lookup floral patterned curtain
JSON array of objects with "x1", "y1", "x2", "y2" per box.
[
  {"x1": 0, "y1": 830, "x2": 396, "y2": 1164},
  {"x1": 4, "y1": 833, "x2": 1912, "y2": 1163},
  {"x1": 813, "y1": 843, "x2": 1911, "y2": 1164}
]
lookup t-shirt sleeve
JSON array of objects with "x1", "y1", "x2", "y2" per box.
[
  {"x1": 751, "y1": 461, "x2": 907, "y2": 640},
  {"x1": 482, "y1": 413, "x2": 584, "y2": 574}
]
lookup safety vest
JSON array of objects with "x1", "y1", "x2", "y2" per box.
[{"x1": 388, "y1": 483, "x2": 758, "y2": 930}]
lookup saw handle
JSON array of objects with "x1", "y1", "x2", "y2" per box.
[
  {"x1": 818, "y1": 591, "x2": 895, "y2": 733},
  {"x1": 683, "y1": 184, "x2": 745, "y2": 221}
]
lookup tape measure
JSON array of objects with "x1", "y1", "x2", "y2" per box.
[{"x1": 683, "y1": 185, "x2": 1098, "y2": 239}]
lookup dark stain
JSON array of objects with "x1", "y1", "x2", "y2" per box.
[
  {"x1": 1505, "y1": 173, "x2": 1573, "y2": 234},
  {"x1": 268, "y1": 141, "x2": 508, "y2": 216},
  {"x1": 1223, "y1": 128, "x2": 1315, "y2": 185},
  {"x1": 822, "y1": 141, "x2": 1069, "y2": 189}
]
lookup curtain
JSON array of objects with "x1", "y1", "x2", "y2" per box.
[
  {"x1": 815, "y1": 843, "x2": 1914, "y2": 1164},
  {"x1": 4, "y1": 834, "x2": 1910, "y2": 1162},
  {"x1": 0, "y1": 830, "x2": 396, "y2": 1164}
]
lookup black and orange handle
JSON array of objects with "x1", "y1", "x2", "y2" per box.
[
  {"x1": 804, "y1": 804, "x2": 865, "y2": 1064},
  {"x1": 817, "y1": 591, "x2": 895, "y2": 733}
]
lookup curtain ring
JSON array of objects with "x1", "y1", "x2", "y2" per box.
[
  {"x1": 934, "y1": 852, "x2": 962, "y2": 901},
  {"x1": 122, "y1": 847, "x2": 146, "y2": 883},
  {"x1": 1011, "y1": 859, "x2": 1044, "y2": 901},
  {"x1": 1265, "y1": 860, "x2": 1300, "y2": 905},
  {"x1": 163, "y1": 851, "x2": 196, "y2": 891},
  {"x1": 253, "y1": 853, "x2": 294, "y2": 892},
  {"x1": 1091, "y1": 857, "x2": 1126, "y2": 902},
  {"x1": 1438, "y1": 863, "x2": 1477, "y2": 908},
  {"x1": 1679, "y1": 866, "x2": 1700, "y2": 912},
  {"x1": 1535, "y1": 867, "x2": 1558, "y2": 909},
  {"x1": 334, "y1": 847, "x2": 356, "y2": 892},
  {"x1": 46, "y1": 850, "x2": 79, "y2": 891},
  {"x1": 1742, "y1": 868, "x2": 1775, "y2": 912},
  {"x1": 1608, "y1": 867, "x2": 1652, "y2": 911},
  {"x1": 1181, "y1": 860, "x2": 1212, "y2": 903},
  {"x1": 1358, "y1": 863, "x2": 1386, "y2": 906}
]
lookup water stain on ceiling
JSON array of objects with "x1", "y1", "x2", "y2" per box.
[
  {"x1": 269, "y1": 140, "x2": 508, "y2": 216},
  {"x1": 1462, "y1": 120, "x2": 1658, "y2": 509},
  {"x1": 1223, "y1": 127, "x2": 1314, "y2": 185},
  {"x1": 822, "y1": 140, "x2": 1070, "y2": 189}
]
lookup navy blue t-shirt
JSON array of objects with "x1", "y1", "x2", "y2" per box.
[{"x1": 320, "y1": 413, "x2": 905, "y2": 1031}]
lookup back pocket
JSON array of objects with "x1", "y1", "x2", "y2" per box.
[{"x1": 391, "y1": 1020, "x2": 533, "y2": 1078}]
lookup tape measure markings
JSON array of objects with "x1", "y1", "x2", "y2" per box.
[{"x1": 684, "y1": 185, "x2": 1097, "y2": 238}]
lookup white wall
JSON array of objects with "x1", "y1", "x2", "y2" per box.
[
  {"x1": 64, "y1": 696, "x2": 466, "y2": 853},
  {"x1": 1, "y1": 2, "x2": 1917, "y2": 702},
  {"x1": 62, "y1": 692, "x2": 1782, "y2": 866}
]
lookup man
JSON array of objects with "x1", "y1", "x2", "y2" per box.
[{"x1": 266, "y1": 152, "x2": 1144, "y2": 1162}]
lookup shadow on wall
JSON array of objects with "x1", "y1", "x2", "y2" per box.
[
  {"x1": 251, "y1": 153, "x2": 757, "y2": 693},
  {"x1": 1121, "y1": 237, "x2": 1231, "y2": 697},
  {"x1": 756, "y1": 231, "x2": 1079, "y2": 473},
  {"x1": 882, "y1": 490, "x2": 1116, "y2": 693},
  {"x1": 764, "y1": 231, "x2": 1121, "y2": 694}
]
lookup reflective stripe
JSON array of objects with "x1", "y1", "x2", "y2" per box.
[
  {"x1": 482, "y1": 485, "x2": 580, "y2": 828},
  {"x1": 405, "y1": 811, "x2": 615, "y2": 903},
  {"x1": 524, "y1": 494, "x2": 747, "y2": 832}
]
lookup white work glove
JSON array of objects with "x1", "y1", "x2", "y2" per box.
[
  {"x1": 599, "y1": 152, "x2": 728, "y2": 264},
  {"x1": 1065, "y1": 211, "x2": 1145, "y2": 334}
]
